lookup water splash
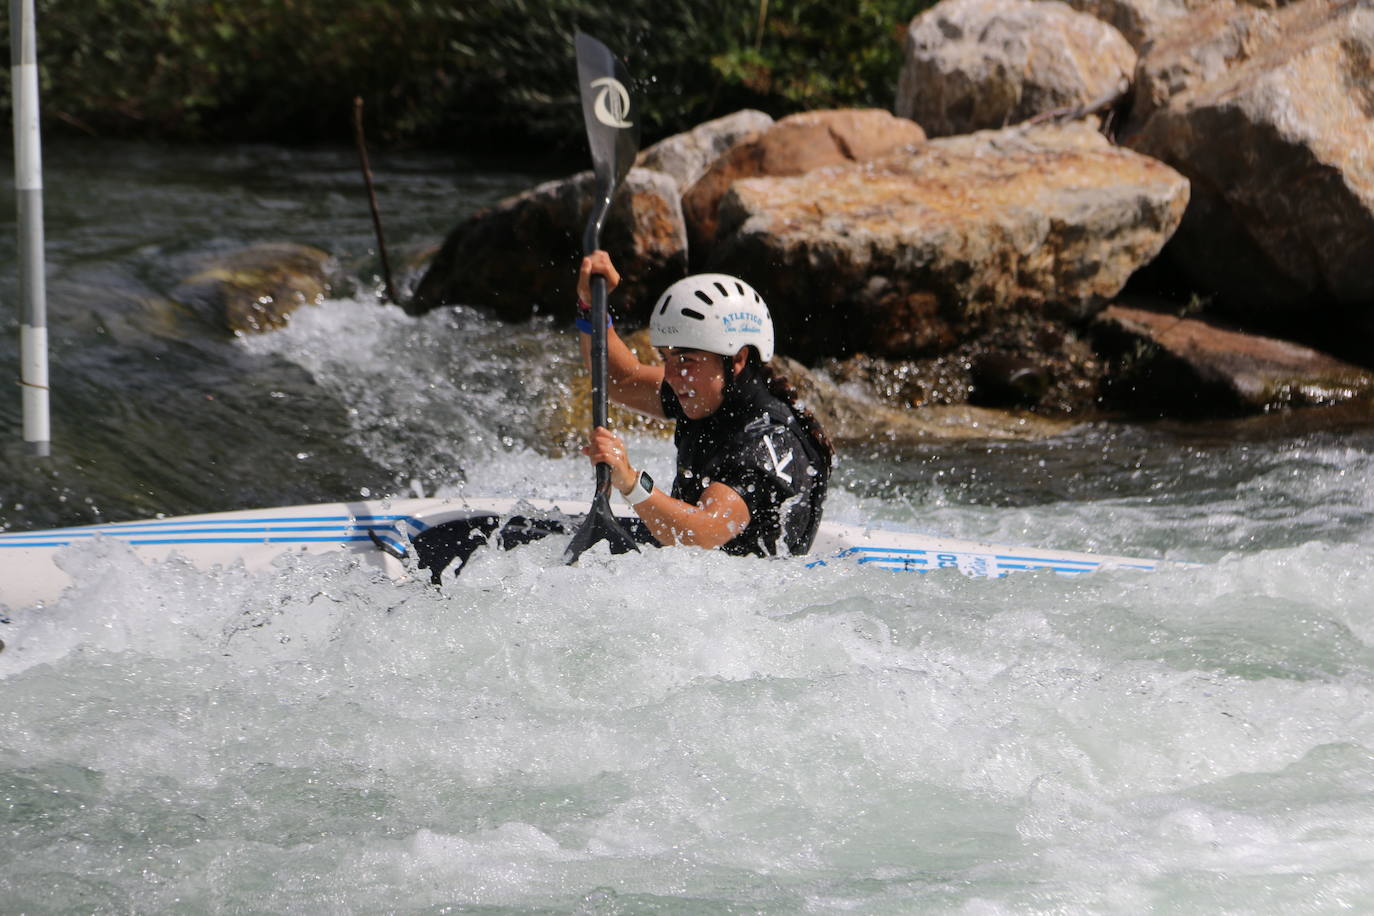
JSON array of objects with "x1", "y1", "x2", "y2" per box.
[{"x1": 5, "y1": 526, "x2": 1374, "y2": 911}]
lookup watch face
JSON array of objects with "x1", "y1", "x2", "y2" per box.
[{"x1": 640, "y1": 471, "x2": 653, "y2": 492}]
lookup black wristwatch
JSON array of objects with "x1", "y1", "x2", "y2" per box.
[{"x1": 622, "y1": 470, "x2": 654, "y2": 506}]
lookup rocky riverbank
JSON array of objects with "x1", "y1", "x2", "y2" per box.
[
  {"x1": 196, "y1": 0, "x2": 1374, "y2": 441},
  {"x1": 405, "y1": 0, "x2": 1374, "y2": 431}
]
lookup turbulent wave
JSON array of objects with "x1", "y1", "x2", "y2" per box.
[
  {"x1": 7, "y1": 293, "x2": 1374, "y2": 915},
  {"x1": 5, "y1": 144, "x2": 1374, "y2": 913},
  {"x1": 4, "y1": 526, "x2": 1374, "y2": 911}
]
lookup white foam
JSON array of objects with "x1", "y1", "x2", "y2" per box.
[
  {"x1": 5, "y1": 520, "x2": 1374, "y2": 910},
  {"x1": 8, "y1": 291, "x2": 1374, "y2": 912}
]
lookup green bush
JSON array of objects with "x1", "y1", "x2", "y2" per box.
[{"x1": 2, "y1": 0, "x2": 932, "y2": 148}]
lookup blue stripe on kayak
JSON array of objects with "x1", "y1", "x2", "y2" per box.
[
  {"x1": 0, "y1": 527, "x2": 393, "y2": 544},
  {"x1": 856, "y1": 560, "x2": 1090, "y2": 577},
  {"x1": 0, "y1": 533, "x2": 410, "y2": 553},
  {"x1": 841, "y1": 546, "x2": 1097, "y2": 566},
  {"x1": 3, "y1": 524, "x2": 387, "y2": 538},
  {"x1": 117, "y1": 534, "x2": 381, "y2": 545},
  {"x1": 0, "y1": 513, "x2": 425, "y2": 533},
  {"x1": 0, "y1": 514, "x2": 430, "y2": 547},
  {"x1": 837, "y1": 545, "x2": 1159, "y2": 570},
  {"x1": 1, "y1": 516, "x2": 423, "y2": 530}
]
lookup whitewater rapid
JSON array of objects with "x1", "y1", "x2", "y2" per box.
[{"x1": 5, "y1": 296, "x2": 1374, "y2": 912}]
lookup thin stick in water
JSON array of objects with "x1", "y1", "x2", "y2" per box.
[{"x1": 352, "y1": 96, "x2": 397, "y2": 305}]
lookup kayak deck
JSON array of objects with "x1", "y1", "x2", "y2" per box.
[{"x1": 0, "y1": 497, "x2": 1178, "y2": 609}]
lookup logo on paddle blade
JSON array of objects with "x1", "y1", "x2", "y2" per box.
[{"x1": 590, "y1": 77, "x2": 632, "y2": 129}]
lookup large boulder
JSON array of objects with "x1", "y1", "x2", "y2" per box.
[
  {"x1": 409, "y1": 168, "x2": 686, "y2": 323},
  {"x1": 707, "y1": 121, "x2": 1189, "y2": 362},
  {"x1": 896, "y1": 0, "x2": 1137, "y2": 137},
  {"x1": 1054, "y1": 0, "x2": 1218, "y2": 50},
  {"x1": 1094, "y1": 303, "x2": 1374, "y2": 414},
  {"x1": 635, "y1": 109, "x2": 774, "y2": 192},
  {"x1": 171, "y1": 243, "x2": 334, "y2": 334},
  {"x1": 1128, "y1": 0, "x2": 1282, "y2": 123},
  {"x1": 682, "y1": 109, "x2": 927, "y2": 260},
  {"x1": 1125, "y1": 0, "x2": 1374, "y2": 335}
]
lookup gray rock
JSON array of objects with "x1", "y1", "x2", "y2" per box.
[
  {"x1": 1053, "y1": 0, "x2": 1218, "y2": 50},
  {"x1": 171, "y1": 243, "x2": 334, "y2": 334},
  {"x1": 683, "y1": 109, "x2": 926, "y2": 260},
  {"x1": 708, "y1": 122, "x2": 1189, "y2": 362},
  {"x1": 1125, "y1": 0, "x2": 1374, "y2": 321},
  {"x1": 1094, "y1": 303, "x2": 1374, "y2": 413},
  {"x1": 635, "y1": 109, "x2": 774, "y2": 192},
  {"x1": 897, "y1": 0, "x2": 1137, "y2": 136},
  {"x1": 774, "y1": 355, "x2": 1078, "y2": 443},
  {"x1": 1127, "y1": 0, "x2": 1284, "y2": 124},
  {"x1": 409, "y1": 167, "x2": 686, "y2": 324}
]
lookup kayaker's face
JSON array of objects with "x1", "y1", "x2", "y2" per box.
[{"x1": 660, "y1": 349, "x2": 730, "y2": 419}]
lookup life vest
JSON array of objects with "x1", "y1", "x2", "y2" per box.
[{"x1": 660, "y1": 368, "x2": 829, "y2": 557}]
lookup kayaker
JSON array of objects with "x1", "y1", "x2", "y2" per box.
[{"x1": 576, "y1": 250, "x2": 833, "y2": 557}]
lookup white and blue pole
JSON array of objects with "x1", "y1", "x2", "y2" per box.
[{"x1": 10, "y1": 0, "x2": 50, "y2": 456}]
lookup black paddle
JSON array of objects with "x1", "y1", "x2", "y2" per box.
[{"x1": 564, "y1": 32, "x2": 643, "y2": 564}]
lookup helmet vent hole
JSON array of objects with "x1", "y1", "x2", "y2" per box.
[
  {"x1": 713, "y1": 282, "x2": 729, "y2": 297},
  {"x1": 694, "y1": 290, "x2": 713, "y2": 306},
  {"x1": 736, "y1": 282, "x2": 745, "y2": 295},
  {"x1": 658, "y1": 295, "x2": 672, "y2": 316},
  {"x1": 681, "y1": 308, "x2": 706, "y2": 321}
]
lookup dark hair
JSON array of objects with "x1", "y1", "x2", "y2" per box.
[{"x1": 731, "y1": 349, "x2": 835, "y2": 467}]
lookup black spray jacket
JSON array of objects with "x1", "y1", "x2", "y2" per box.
[{"x1": 660, "y1": 368, "x2": 828, "y2": 557}]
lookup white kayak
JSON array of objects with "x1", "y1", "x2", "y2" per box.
[{"x1": 0, "y1": 497, "x2": 1178, "y2": 609}]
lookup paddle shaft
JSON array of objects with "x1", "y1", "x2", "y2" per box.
[{"x1": 583, "y1": 189, "x2": 615, "y2": 495}]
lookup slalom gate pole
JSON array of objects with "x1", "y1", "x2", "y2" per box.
[{"x1": 11, "y1": 0, "x2": 50, "y2": 457}]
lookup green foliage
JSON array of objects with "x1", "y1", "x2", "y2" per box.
[
  {"x1": 711, "y1": 0, "x2": 925, "y2": 110},
  {"x1": 0, "y1": 0, "x2": 933, "y2": 148}
]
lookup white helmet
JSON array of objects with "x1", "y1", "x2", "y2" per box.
[{"x1": 650, "y1": 273, "x2": 774, "y2": 362}]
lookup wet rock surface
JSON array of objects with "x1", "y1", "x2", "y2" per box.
[
  {"x1": 408, "y1": 168, "x2": 686, "y2": 324},
  {"x1": 1094, "y1": 303, "x2": 1374, "y2": 414},
  {"x1": 775, "y1": 355, "x2": 1079, "y2": 444},
  {"x1": 820, "y1": 312, "x2": 1106, "y2": 414},
  {"x1": 545, "y1": 332, "x2": 1077, "y2": 447},
  {"x1": 172, "y1": 243, "x2": 334, "y2": 334}
]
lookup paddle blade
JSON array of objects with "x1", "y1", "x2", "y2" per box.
[
  {"x1": 564, "y1": 490, "x2": 640, "y2": 564},
  {"x1": 575, "y1": 31, "x2": 640, "y2": 196}
]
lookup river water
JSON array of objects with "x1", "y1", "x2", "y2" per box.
[{"x1": 3, "y1": 141, "x2": 1374, "y2": 913}]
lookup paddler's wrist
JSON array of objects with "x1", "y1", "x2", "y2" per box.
[
  {"x1": 574, "y1": 299, "x2": 613, "y2": 335},
  {"x1": 619, "y1": 469, "x2": 655, "y2": 506}
]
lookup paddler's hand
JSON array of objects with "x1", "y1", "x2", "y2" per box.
[
  {"x1": 577, "y1": 250, "x2": 620, "y2": 305},
  {"x1": 583, "y1": 426, "x2": 637, "y2": 493}
]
